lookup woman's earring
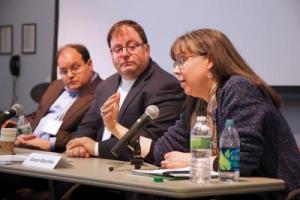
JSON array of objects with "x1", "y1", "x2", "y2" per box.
[{"x1": 207, "y1": 69, "x2": 213, "y2": 79}]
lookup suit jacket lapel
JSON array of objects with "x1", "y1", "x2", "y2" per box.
[
  {"x1": 63, "y1": 76, "x2": 102, "y2": 123},
  {"x1": 62, "y1": 94, "x2": 91, "y2": 123},
  {"x1": 104, "y1": 74, "x2": 121, "y2": 99},
  {"x1": 118, "y1": 62, "x2": 154, "y2": 120},
  {"x1": 32, "y1": 81, "x2": 64, "y2": 129}
]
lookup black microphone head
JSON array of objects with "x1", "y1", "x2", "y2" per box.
[
  {"x1": 145, "y1": 105, "x2": 159, "y2": 120},
  {"x1": 11, "y1": 104, "x2": 23, "y2": 116}
]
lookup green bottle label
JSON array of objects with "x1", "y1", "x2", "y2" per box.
[
  {"x1": 18, "y1": 125, "x2": 32, "y2": 135},
  {"x1": 191, "y1": 136, "x2": 211, "y2": 149},
  {"x1": 219, "y1": 147, "x2": 240, "y2": 172}
]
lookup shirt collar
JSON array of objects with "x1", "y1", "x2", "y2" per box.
[
  {"x1": 64, "y1": 72, "x2": 97, "y2": 96},
  {"x1": 120, "y1": 77, "x2": 136, "y2": 91}
]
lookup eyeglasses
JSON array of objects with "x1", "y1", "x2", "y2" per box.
[
  {"x1": 173, "y1": 54, "x2": 207, "y2": 69},
  {"x1": 173, "y1": 55, "x2": 198, "y2": 69},
  {"x1": 110, "y1": 43, "x2": 144, "y2": 56},
  {"x1": 59, "y1": 64, "x2": 83, "y2": 77}
]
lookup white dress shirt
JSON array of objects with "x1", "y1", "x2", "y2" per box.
[{"x1": 94, "y1": 78, "x2": 136, "y2": 156}]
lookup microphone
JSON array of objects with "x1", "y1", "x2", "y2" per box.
[
  {"x1": 0, "y1": 104, "x2": 23, "y2": 126},
  {"x1": 111, "y1": 105, "x2": 159, "y2": 157}
]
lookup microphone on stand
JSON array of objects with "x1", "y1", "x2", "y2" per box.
[{"x1": 111, "y1": 105, "x2": 159, "y2": 157}]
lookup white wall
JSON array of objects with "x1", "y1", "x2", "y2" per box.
[
  {"x1": 58, "y1": 0, "x2": 300, "y2": 86},
  {"x1": 59, "y1": 0, "x2": 300, "y2": 145},
  {"x1": 0, "y1": 0, "x2": 55, "y2": 113}
]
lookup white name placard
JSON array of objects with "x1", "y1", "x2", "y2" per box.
[{"x1": 22, "y1": 153, "x2": 72, "y2": 169}]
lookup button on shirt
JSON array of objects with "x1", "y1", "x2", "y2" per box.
[{"x1": 33, "y1": 88, "x2": 78, "y2": 150}]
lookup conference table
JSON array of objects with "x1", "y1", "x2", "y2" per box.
[{"x1": 0, "y1": 148, "x2": 285, "y2": 199}]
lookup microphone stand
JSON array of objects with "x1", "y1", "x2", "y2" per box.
[{"x1": 130, "y1": 139, "x2": 143, "y2": 169}]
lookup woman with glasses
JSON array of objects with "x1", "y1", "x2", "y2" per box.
[{"x1": 152, "y1": 28, "x2": 300, "y2": 197}]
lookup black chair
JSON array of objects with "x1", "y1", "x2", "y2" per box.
[{"x1": 30, "y1": 82, "x2": 50, "y2": 103}]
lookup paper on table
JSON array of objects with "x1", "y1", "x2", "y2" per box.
[
  {"x1": 132, "y1": 167, "x2": 218, "y2": 179},
  {"x1": 0, "y1": 155, "x2": 28, "y2": 162},
  {"x1": 133, "y1": 167, "x2": 189, "y2": 175},
  {"x1": 0, "y1": 155, "x2": 28, "y2": 165}
]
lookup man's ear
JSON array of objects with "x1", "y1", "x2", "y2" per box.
[
  {"x1": 87, "y1": 59, "x2": 93, "y2": 66},
  {"x1": 144, "y1": 43, "x2": 150, "y2": 52},
  {"x1": 86, "y1": 59, "x2": 94, "y2": 70}
]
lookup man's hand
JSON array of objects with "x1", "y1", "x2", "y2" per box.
[
  {"x1": 23, "y1": 137, "x2": 51, "y2": 151},
  {"x1": 1, "y1": 120, "x2": 17, "y2": 128},
  {"x1": 66, "y1": 137, "x2": 96, "y2": 157},
  {"x1": 100, "y1": 92, "x2": 120, "y2": 133},
  {"x1": 15, "y1": 134, "x2": 51, "y2": 151},
  {"x1": 160, "y1": 151, "x2": 191, "y2": 169},
  {"x1": 15, "y1": 134, "x2": 36, "y2": 146},
  {"x1": 100, "y1": 92, "x2": 128, "y2": 139},
  {"x1": 66, "y1": 146, "x2": 90, "y2": 158}
]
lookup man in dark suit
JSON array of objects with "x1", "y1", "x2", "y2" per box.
[
  {"x1": 14, "y1": 44, "x2": 102, "y2": 153},
  {"x1": 66, "y1": 20, "x2": 185, "y2": 164}
]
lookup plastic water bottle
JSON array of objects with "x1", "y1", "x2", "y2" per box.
[
  {"x1": 190, "y1": 116, "x2": 212, "y2": 183},
  {"x1": 17, "y1": 115, "x2": 32, "y2": 135},
  {"x1": 219, "y1": 119, "x2": 240, "y2": 183}
]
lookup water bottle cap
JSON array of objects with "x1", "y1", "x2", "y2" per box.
[
  {"x1": 225, "y1": 119, "x2": 234, "y2": 127},
  {"x1": 196, "y1": 116, "x2": 206, "y2": 122}
]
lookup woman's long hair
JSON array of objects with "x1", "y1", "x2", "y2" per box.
[{"x1": 170, "y1": 28, "x2": 282, "y2": 107}]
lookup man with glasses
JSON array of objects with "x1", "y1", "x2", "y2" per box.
[
  {"x1": 66, "y1": 19, "x2": 184, "y2": 163},
  {"x1": 14, "y1": 44, "x2": 102, "y2": 152}
]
